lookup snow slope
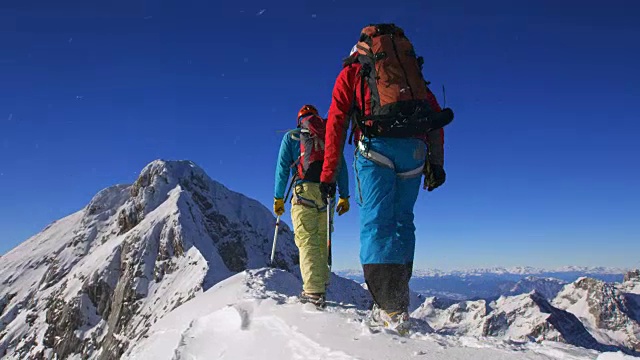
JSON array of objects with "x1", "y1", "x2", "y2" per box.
[{"x1": 126, "y1": 268, "x2": 628, "y2": 360}]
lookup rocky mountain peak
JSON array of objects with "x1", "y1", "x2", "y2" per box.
[
  {"x1": 624, "y1": 270, "x2": 640, "y2": 283},
  {"x1": 508, "y1": 276, "x2": 567, "y2": 300},
  {"x1": 553, "y1": 277, "x2": 640, "y2": 354},
  {"x1": 119, "y1": 160, "x2": 215, "y2": 232},
  {"x1": 572, "y1": 276, "x2": 607, "y2": 291},
  {"x1": 0, "y1": 159, "x2": 299, "y2": 359},
  {"x1": 131, "y1": 160, "x2": 209, "y2": 202}
]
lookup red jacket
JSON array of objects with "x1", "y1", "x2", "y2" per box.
[{"x1": 321, "y1": 60, "x2": 445, "y2": 184}]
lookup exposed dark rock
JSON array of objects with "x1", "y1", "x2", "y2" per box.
[
  {"x1": 218, "y1": 240, "x2": 248, "y2": 272},
  {"x1": 43, "y1": 296, "x2": 83, "y2": 359},
  {"x1": 625, "y1": 270, "x2": 640, "y2": 283},
  {"x1": 14, "y1": 332, "x2": 41, "y2": 359},
  {"x1": 570, "y1": 278, "x2": 637, "y2": 332},
  {"x1": 98, "y1": 238, "x2": 141, "y2": 360},
  {"x1": 117, "y1": 207, "x2": 140, "y2": 235},
  {"x1": 153, "y1": 225, "x2": 184, "y2": 282},
  {"x1": 202, "y1": 212, "x2": 231, "y2": 244},
  {"x1": 0, "y1": 293, "x2": 17, "y2": 316},
  {"x1": 131, "y1": 161, "x2": 170, "y2": 198},
  {"x1": 38, "y1": 258, "x2": 69, "y2": 291},
  {"x1": 170, "y1": 226, "x2": 185, "y2": 257},
  {"x1": 529, "y1": 292, "x2": 608, "y2": 351},
  {"x1": 25, "y1": 313, "x2": 38, "y2": 326},
  {"x1": 184, "y1": 180, "x2": 214, "y2": 211},
  {"x1": 481, "y1": 311, "x2": 508, "y2": 336},
  {"x1": 84, "y1": 277, "x2": 113, "y2": 320}
]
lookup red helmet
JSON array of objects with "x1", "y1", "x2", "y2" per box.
[{"x1": 297, "y1": 104, "x2": 319, "y2": 120}]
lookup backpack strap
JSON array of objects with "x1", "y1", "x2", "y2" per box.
[
  {"x1": 346, "y1": 63, "x2": 359, "y2": 145},
  {"x1": 347, "y1": 82, "x2": 358, "y2": 145},
  {"x1": 290, "y1": 128, "x2": 301, "y2": 141},
  {"x1": 359, "y1": 64, "x2": 368, "y2": 122},
  {"x1": 343, "y1": 54, "x2": 359, "y2": 68},
  {"x1": 347, "y1": 63, "x2": 372, "y2": 145}
]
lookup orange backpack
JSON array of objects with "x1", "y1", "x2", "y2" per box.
[{"x1": 346, "y1": 24, "x2": 453, "y2": 138}]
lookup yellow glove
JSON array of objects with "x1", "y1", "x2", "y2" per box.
[
  {"x1": 273, "y1": 198, "x2": 285, "y2": 216},
  {"x1": 336, "y1": 197, "x2": 350, "y2": 216}
]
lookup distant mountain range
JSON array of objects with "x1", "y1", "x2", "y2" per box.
[
  {"x1": 337, "y1": 267, "x2": 627, "y2": 301},
  {"x1": 413, "y1": 273, "x2": 640, "y2": 355},
  {"x1": 339, "y1": 266, "x2": 629, "y2": 278}
]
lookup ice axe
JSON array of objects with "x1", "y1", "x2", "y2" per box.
[{"x1": 270, "y1": 174, "x2": 297, "y2": 267}]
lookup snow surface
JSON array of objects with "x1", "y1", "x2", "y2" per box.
[
  {"x1": 597, "y1": 353, "x2": 638, "y2": 359},
  {"x1": 125, "y1": 268, "x2": 624, "y2": 360}
]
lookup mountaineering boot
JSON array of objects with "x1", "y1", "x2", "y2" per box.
[
  {"x1": 299, "y1": 291, "x2": 326, "y2": 309},
  {"x1": 369, "y1": 304, "x2": 412, "y2": 335}
]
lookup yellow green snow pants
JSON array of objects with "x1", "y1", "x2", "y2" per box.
[{"x1": 291, "y1": 182, "x2": 331, "y2": 294}]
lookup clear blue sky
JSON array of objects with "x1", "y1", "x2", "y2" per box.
[{"x1": 1, "y1": 0, "x2": 639, "y2": 270}]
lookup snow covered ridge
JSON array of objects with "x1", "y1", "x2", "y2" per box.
[
  {"x1": 124, "y1": 268, "x2": 634, "y2": 360},
  {"x1": 0, "y1": 159, "x2": 300, "y2": 359}
]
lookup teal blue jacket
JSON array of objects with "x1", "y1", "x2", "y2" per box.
[{"x1": 274, "y1": 129, "x2": 349, "y2": 199}]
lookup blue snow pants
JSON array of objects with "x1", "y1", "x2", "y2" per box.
[{"x1": 354, "y1": 137, "x2": 426, "y2": 312}]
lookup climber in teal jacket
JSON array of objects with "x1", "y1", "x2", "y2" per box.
[{"x1": 272, "y1": 105, "x2": 350, "y2": 307}]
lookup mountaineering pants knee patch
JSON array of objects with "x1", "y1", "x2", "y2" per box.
[{"x1": 291, "y1": 183, "x2": 330, "y2": 294}]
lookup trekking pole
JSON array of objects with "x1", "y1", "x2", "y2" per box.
[
  {"x1": 270, "y1": 174, "x2": 297, "y2": 267},
  {"x1": 326, "y1": 195, "x2": 333, "y2": 273}
]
